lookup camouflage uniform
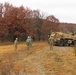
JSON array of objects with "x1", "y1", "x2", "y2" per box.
[
  {"x1": 49, "y1": 37, "x2": 54, "y2": 49},
  {"x1": 48, "y1": 32, "x2": 55, "y2": 50},
  {"x1": 14, "y1": 38, "x2": 18, "y2": 50},
  {"x1": 26, "y1": 36, "x2": 33, "y2": 50}
]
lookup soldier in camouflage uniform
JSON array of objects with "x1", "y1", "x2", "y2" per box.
[
  {"x1": 26, "y1": 36, "x2": 33, "y2": 50},
  {"x1": 48, "y1": 32, "x2": 55, "y2": 50},
  {"x1": 14, "y1": 38, "x2": 18, "y2": 51}
]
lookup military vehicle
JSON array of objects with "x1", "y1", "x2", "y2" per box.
[{"x1": 53, "y1": 32, "x2": 76, "y2": 46}]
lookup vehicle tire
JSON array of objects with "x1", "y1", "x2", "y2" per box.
[
  {"x1": 73, "y1": 40, "x2": 76, "y2": 45},
  {"x1": 64, "y1": 40, "x2": 68, "y2": 46},
  {"x1": 57, "y1": 40, "x2": 64, "y2": 46}
]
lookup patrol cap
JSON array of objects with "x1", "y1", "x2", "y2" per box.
[
  {"x1": 16, "y1": 38, "x2": 18, "y2": 40},
  {"x1": 51, "y1": 33, "x2": 55, "y2": 36},
  {"x1": 28, "y1": 36, "x2": 30, "y2": 38}
]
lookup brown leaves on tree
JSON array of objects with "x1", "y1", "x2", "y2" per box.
[{"x1": 0, "y1": 2, "x2": 61, "y2": 41}]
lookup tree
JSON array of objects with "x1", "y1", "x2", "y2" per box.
[
  {"x1": 31, "y1": 10, "x2": 44, "y2": 40},
  {"x1": 0, "y1": 2, "x2": 61, "y2": 41},
  {"x1": 41, "y1": 15, "x2": 59, "y2": 40},
  {"x1": 0, "y1": 3, "x2": 3, "y2": 17}
]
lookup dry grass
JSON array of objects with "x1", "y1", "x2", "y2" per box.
[{"x1": 0, "y1": 41, "x2": 76, "y2": 75}]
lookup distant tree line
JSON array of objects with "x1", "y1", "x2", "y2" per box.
[{"x1": 0, "y1": 2, "x2": 66, "y2": 42}]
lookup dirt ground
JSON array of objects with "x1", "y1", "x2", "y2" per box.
[{"x1": 0, "y1": 41, "x2": 76, "y2": 75}]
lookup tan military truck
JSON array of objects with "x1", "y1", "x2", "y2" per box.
[{"x1": 54, "y1": 32, "x2": 76, "y2": 46}]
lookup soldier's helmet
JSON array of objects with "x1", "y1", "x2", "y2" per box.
[
  {"x1": 51, "y1": 32, "x2": 55, "y2": 37},
  {"x1": 16, "y1": 38, "x2": 18, "y2": 40},
  {"x1": 28, "y1": 36, "x2": 30, "y2": 39}
]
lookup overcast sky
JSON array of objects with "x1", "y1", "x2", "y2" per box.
[{"x1": 0, "y1": 0, "x2": 76, "y2": 23}]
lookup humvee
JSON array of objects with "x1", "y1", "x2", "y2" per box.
[{"x1": 54, "y1": 32, "x2": 76, "y2": 46}]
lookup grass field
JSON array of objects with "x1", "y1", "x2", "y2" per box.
[{"x1": 0, "y1": 41, "x2": 76, "y2": 75}]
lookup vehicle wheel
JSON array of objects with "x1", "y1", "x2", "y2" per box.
[
  {"x1": 64, "y1": 40, "x2": 68, "y2": 46},
  {"x1": 57, "y1": 40, "x2": 64, "y2": 46},
  {"x1": 73, "y1": 40, "x2": 76, "y2": 45}
]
